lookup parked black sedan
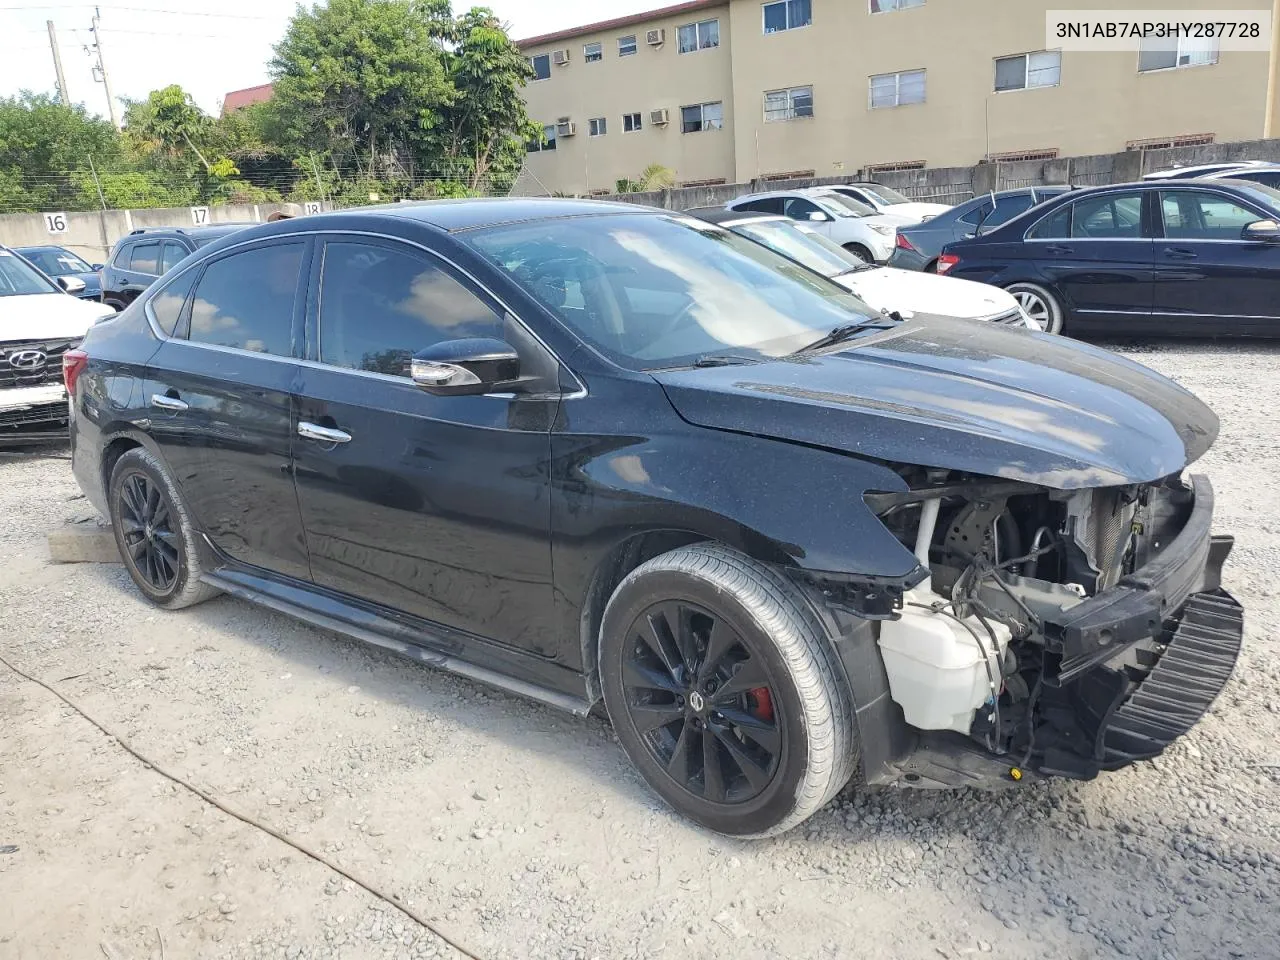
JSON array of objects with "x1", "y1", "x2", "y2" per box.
[
  {"x1": 888, "y1": 186, "x2": 1072, "y2": 272},
  {"x1": 67, "y1": 199, "x2": 1240, "y2": 836},
  {"x1": 938, "y1": 179, "x2": 1280, "y2": 334}
]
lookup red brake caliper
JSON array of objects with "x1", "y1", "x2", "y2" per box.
[{"x1": 746, "y1": 687, "x2": 774, "y2": 723}]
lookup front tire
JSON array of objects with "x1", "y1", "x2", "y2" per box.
[
  {"x1": 108, "y1": 447, "x2": 219, "y2": 610},
  {"x1": 843, "y1": 243, "x2": 874, "y2": 264},
  {"x1": 1005, "y1": 281, "x2": 1063, "y2": 334},
  {"x1": 599, "y1": 543, "x2": 857, "y2": 837}
]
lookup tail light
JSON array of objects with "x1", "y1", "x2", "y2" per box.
[
  {"x1": 895, "y1": 232, "x2": 917, "y2": 252},
  {"x1": 62, "y1": 349, "x2": 88, "y2": 397},
  {"x1": 936, "y1": 253, "x2": 960, "y2": 275}
]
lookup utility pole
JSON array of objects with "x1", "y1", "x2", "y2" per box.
[
  {"x1": 47, "y1": 21, "x2": 69, "y2": 104},
  {"x1": 88, "y1": 7, "x2": 119, "y2": 128}
]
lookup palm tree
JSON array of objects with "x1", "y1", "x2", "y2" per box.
[{"x1": 615, "y1": 163, "x2": 676, "y2": 193}]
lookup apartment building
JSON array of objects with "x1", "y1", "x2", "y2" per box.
[{"x1": 517, "y1": 0, "x2": 1280, "y2": 195}]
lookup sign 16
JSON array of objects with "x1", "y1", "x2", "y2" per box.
[{"x1": 43, "y1": 212, "x2": 69, "y2": 234}]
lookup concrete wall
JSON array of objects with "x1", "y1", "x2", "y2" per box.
[
  {"x1": 0, "y1": 202, "x2": 314, "y2": 263},
  {"x1": 586, "y1": 137, "x2": 1280, "y2": 209}
]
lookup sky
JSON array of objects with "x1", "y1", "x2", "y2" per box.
[{"x1": 0, "y1": 0, "x2": 650, "y2": 119}]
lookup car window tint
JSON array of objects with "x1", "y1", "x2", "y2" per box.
[
  {"x1": 112, "y1": 243, "x2": 132, "y2": 268},
  {"x1": 734, "y1": 198, "x2": 785, "y2": 214},
  {"x1": 959, "y1": 201, "x2": 992, "y2": 226},
  {"x1": 149, "y1": 269, "x2": 198, "y2": 336},
  {"x1": 1161, "y1": 191, "x2": 1263, "y2": 240},
  {"x1": 188, "y1": 243, "x2": 304, "y2": 355},
  {"x1": 1070, "y1": 193, "x2": 1144, "y2": 239},
  {"x1": 159, "y1": 242, "x2": 186, "y2": 273},
  {"x1": 782, "y1": 197, "x2": 822, "y2": 219},
  {"x1": 984, "y1": 194, "x2": 1036, "y2": 228},
  {"x1": 129, "y1": 241, "x2": 160, "y2": 274},
  {"x1": 318, "y1": 241, "x2": 502, "y2": 377},
  {"x1": 1027, "y1": 204, "x2": 1072, "y2": 239},
  {"x1": 1238, "y1": 170, "x2": 1280, "y2": 189}
]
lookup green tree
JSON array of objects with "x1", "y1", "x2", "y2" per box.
[
  {"x1": 0, "y1": 92, "x2": 121, "y2": 211},
  {"x1": 123, "y1": 84, "x2": 217, "y2": 174},
  {"x1": 435, "y1": 7, "x2": 540, "y2": 191},
  {"x1": 615, "y1": 163, "x2": 677, "y2": 194},
  {"x1": 268, "y1": 0, "x2": 454, "y2": 179}
]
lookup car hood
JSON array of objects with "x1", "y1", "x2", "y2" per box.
[
  {"x1": 654, "y1": 317, "x2": 1217, "y2": 489},
  {"x1": 838, "y1": 266, "x2": 1021, "y2": 322},
  {"x1": 0, "y1": 293, "x2": 112, "y2": 342}
]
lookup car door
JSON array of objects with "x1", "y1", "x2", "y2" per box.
[
  {"x1": 1153, "y1": 188, "x2": 1280, "y2": 334},
  {"x1": 1023, "y1": 189, "x2": 1156, "y2": 333},
  {"x1": 290, "y1": 235, "x2": 562, "y2": 658},
  {"x1": 118, "y1": 239, "x2": 162, "y2": 306},
  {"x1": 142, "y1": 237, "x2": 313, "y2": 580}
]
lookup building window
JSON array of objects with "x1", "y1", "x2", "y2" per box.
[
  {"x1": 677, "y1": 18, "x2": 719, "y2": 54},
  {"x1": 989, "y1": 148, "x2": 1060, "y2": 162},
  {"x1": 584, "y1": 42, "x2": 603, "y2": 63},
  {"x1": 528, "y1": 54, "x2": 551, "y2": 81},
  {"x1": 1139, "y1": 34, "x2": 1219, "y2": 72},
  {"x1": 526, "y1": 123, "x2": 557, "y2": 152},
  {"x1": 867, "y1": 160, "x2": 926, "y2": 173},
  {"x1": 869, "y1": 69, "x2": 925, "y2": 108},
  {"x1": 588, "y1": 117, "x2": 607, "y2": 137},
  {"x1": 680, "y1": 178, "x2": 728, "y2": 187},
  {"x1": 763, "y1": 0, "x2": 811, "y2": 33},
  {"x1": 761, "y1": 169, "x2": 816, "y2": 181},
  {"x1": 764, "y1": 85, "x2": 814, "y2": 122},
  {"x1": 1125, "y1": 133, "x2": 1214, "y2": 150},
  {"x1": 870, "y1": 0, "x2": 924, "y2": 12},
  {"x1": 618, "y1": 34, "x2": 637, "y2": 56},
  {"x1": 681, "y1": 101, "x2": 724, "y2": 133},
  {"x1": 994, "y1": 50, "x2": 1061, "y2": 91},
  {"x1": 623, "y1": 112, "x2": 642, "y2": 132}
]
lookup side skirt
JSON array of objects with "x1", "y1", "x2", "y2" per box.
[{"x1": 201, "y1": 566, "x2": 593, "y2": 717}]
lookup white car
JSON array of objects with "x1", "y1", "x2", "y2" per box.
[
  {"x1": 826, "y1": 182, "x2": 952, "y2": 222},
  {"x1": 727, "y1": 188, "x2": 905, "y2": 263},
  {"x1": 1, "y1": 246, "x2": 115, "y2": 444},
  {"x1": 687, "y1": 208, "x2": 1037, "y2": 329},
  {"x1": 1142, "y1": 160, "x2": 1271, "y2": 181}
]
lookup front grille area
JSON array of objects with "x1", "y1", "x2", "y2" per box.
[
  {"x1": 0, "y1": 400, "x2": 68, "y2": 436},
  {"x1": 0, "y1": 339, "x2": 79, "y2": 389},
  {"x1": 990, "y1": 308, "x2": 1026, "y2": 326}
]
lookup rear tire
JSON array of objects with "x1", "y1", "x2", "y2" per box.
[
  {"x1": 108, "y1": 447, "x2": 220, "y2": 610},
  {"x1": 1004, "y1": 281, "x2": 1063, "y2": 334},
  {"x1": 599, "y1": 543, "x2": 857, "y2": 837},
  {"x1": 924, "y1": 258, "x2": 939, "y2": 274},
  {"x1": 843, "y1": 243, "x2": 874, "y2": 264}
]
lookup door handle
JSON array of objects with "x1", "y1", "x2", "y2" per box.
[
  {"x1": 150, "y1": 393, "x2": 188, "y2": 412},
  {"x1": 1163, "y1": 247, "x2": 1198, "y2": 260},
  {"x1": 1045, "y1": 244, "x2": 1073, "y2": 255},
  {"x1": 298, "y1": 421, "x2": 352, "y2": 444}
]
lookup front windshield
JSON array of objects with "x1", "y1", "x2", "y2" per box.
[
  {"x1": 861, "y1": 184, "x2": 911, "y2": 205},
  {"x1": 465, "y1": 214, "x2": 879, "y2": 371},
  {"x1": 736, "y1": 220, "x2": 861, "y2": 278},
  {"x1": 0, "y1": 249, "x2": 58, "y2": 296},
  {"x1": 20, "y1": 248, "x2": 91, "y2": 276},
  {"x1": 1236, "y1": 182, "x2": 1280, "y2": 212},
  {"x1": 814, "y1": 194, "x2": 873, "y2": 218}
]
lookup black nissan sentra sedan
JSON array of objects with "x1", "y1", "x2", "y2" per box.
[{"x1": 64, "y1": 199, "x2": 1242, "y2": 837}]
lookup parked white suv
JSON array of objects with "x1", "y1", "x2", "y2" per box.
[
  {"x1": 826, "y1": 182, "x2": 952, "y2": 222},
  {"x1": 1, "y1": 245, "x2": 115, "y2": 444},
  {"x1": 727, "y1": 188, "x2": 904, "y2": 263}
]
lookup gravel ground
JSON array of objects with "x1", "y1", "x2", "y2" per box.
[{"x1": 1, "y1": 341, "x2": 1278, "y2": 960}]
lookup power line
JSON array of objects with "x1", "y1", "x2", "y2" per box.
[{"x1": 0, "y1": 5, "x2": 275, "y2": 17}]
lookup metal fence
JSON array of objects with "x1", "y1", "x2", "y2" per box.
[{"x1": 895, "y1": 182, "x2": 975, "y2": 206}]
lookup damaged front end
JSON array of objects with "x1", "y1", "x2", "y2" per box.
[{"x1": 854, "y1": 469, "x2": 1242, "y2": 788}]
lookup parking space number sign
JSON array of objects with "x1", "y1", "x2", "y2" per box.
[
  {"x1": 303, "y1": 201, "x2": 323, "y2": 215},
  {"x1": 190, "y1": 206, "x2": 210, "y2": 225},
  {"x1": 43, "y1": 212, "x2": 68, "y2": 234}
]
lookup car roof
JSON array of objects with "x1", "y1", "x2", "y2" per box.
[
  {"x1": 120, "y1": 222, "x2": 259, "y2": 242},
  {"x1": 730, "y1": 186, "x2": 843, "y2": 202},
  {"x1": 323, "y1": 197, "x2": 662, "y2": 232},
  {"x1": 12, "y1": 244, "x2": 71, "y2": 254},
  {"x1": 684, "y1": 206, "x2": 787, "y2": 226},
  {"x1": 1143, "y1": 160, "x2": 1270, "y2": 179}
]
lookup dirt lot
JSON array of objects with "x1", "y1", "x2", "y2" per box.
[{"x1": 2, "y1": 342, "x2": 1279, "y2": 960}]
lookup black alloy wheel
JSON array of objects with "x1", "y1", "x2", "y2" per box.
[
  {"x1": 117, "y1": 469, "x2": 180, "y2": 594},
  {"x1": 622, "y1": 600, "x2": 782, "y2": 805}
]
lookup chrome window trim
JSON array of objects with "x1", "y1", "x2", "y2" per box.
[
  {"x1": 146, "y1": 226, "x2": 587, "y2": 400},
  {"x1": 142, "y1": 261, "x2": 205, "y2": 339},
  {"x1": 1021, "y1": 184, "x2": 1278, "y2": 242}
]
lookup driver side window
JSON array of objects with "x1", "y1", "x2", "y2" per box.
[
  {"x1": 783, "y1": 197, "x2": 823, "y2": 220},
  {"x1": 317, "y1": 241, "x2": 502, "y2": 377}
]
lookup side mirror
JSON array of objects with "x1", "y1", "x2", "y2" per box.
[
  {"x1": 410, "y1": 338, "x2": 519, "y2": 396},
  {"x1": 1241, "y1": 219, "x2": 1280, "y2": 242},
  {"x1": 57, "y1": 276, "x2": 86, "y2": 294},
  {"x1": 91, "y1": 263, "x2": 104, "y2": 271},
  {"x1": 807, "y1": 211, "x2": 829, "y2": 223}
]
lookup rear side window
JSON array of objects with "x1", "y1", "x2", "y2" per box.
[
  {"x1": 129, "y1": 241, "x2": 160, "y2": 275},
  {"x1": 159, "y1": 241, "x2": 186, "y2": 273},
  {"x1": 959, "y1": 200, "x2": 993, "y2": 226},
  {"x1": 111, "y1": 242, "x2": 132, "y2": 268},
  {"x1": 149, "y1": 269, "x2": 198, "y2": 336},
  {"x1": 188, "y1": 243, "x2": 304, "y2": 356},
  {"x1": 1028, "y1": 204, "x2": 1071, "y2": 239},
  {"x1": 1070, "y1": 193, "x2": 1144, "y2": 239},
  {"x1": 983, "y1": 193, "x2": 1036, "y2": 228},
  {"x1": 733, "y1": 198, "x2": 785, "y2": 214},
  {"x1": 317, "y1": 241, "x2": 502, "y2": 377}
]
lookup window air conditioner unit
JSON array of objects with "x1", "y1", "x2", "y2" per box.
[
  {"x1": 552, "y1": 48, "x2": 570, "y2": 65},
  {"x1": 649, "y1": 108, "x2": 670, "y2": 126},
  {"x1": 557, "y1": 119, "x2": 577, "y2": 137},
  {"x1": 646, "y1": 29, "x2": 665, "y2": 45}
]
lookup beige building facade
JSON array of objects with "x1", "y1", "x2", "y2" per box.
[{"x1": 518, "y1": 0, "x2": 1280, "y2": 195}]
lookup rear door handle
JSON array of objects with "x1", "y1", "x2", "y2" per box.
[
  {"x1": 298, "y1": 421, "x2": 352, "y2": 444},
  {"x1": 150, "y1": 393, "x2": 188, "y2": 412},
  {"x1": 1163, "y1": 247, "x2": 1198, "y2": 260},
  {"x1": 1045, "y1": 244, "x2": 1073, "y2": 255}
]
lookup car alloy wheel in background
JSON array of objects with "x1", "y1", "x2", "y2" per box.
[{"x1": 1005, "y1": 282, "x2": 1063, "y2": 334}]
